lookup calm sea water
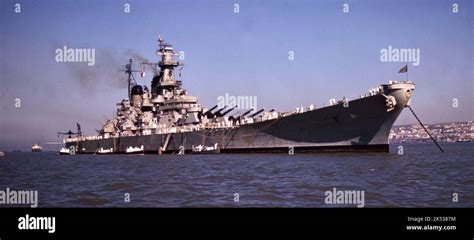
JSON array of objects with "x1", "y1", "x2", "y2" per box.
[{"x1": 0, "y1": 143, "x2": 472, "y2": 207}]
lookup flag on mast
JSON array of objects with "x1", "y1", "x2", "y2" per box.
[{"x1": 398, "y1": 65, "x2": 408, "y2": 73}]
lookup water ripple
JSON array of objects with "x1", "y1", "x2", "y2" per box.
[{"x1": 0, "y1": 143, "x2": 472, "y2": 207}]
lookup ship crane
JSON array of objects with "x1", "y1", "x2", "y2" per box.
[{"x1": 57, "y1": 123, "x2": 82, "y2": 138}]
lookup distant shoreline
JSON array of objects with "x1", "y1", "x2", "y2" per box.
[{"x1": 390, "y1": 121, "x2": 473, "y2": 143}]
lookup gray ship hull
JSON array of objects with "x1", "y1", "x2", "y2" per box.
[{"x1": 65, "y1": 82, "x2": 414, "y2": 154}]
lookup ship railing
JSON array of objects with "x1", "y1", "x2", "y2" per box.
[
  {"x1": 357, "y1": 85, "x2": 383, "y2": 99},
  {"x1": 65, "y1": 137, "x2": 79, "y2": 143},
  {"x1": 155, "y1": 123, "x2": 238, "y2": 134}
]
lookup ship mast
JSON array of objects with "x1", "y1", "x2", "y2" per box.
[
  {"x1": 157, "y1": 35, "x2": 179, "y2": 83},
  {"x1": 119, "y1": 59, "x2": 141, "y2": 101}
]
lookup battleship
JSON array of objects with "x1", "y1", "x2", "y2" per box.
[{"x1": 61, "y1": 36, "x2": 415, "y2": 154}]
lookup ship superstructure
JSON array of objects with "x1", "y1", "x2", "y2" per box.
[{"x1": 101, "y1": 37, "x2": 211, "y2": 138}]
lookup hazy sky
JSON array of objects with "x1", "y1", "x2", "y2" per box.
[{"x1": 0, "y1": 0, "x2": 472, "y2": 150}]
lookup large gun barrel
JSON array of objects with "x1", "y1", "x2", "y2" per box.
[
  {"x1": 221, "y1": 105, "x2": 238, "y2": 117},
  {"x1": 250, "y1": 109, "x2": 265, "y2": 118},
  {"x1": 210, "y1": 106, "x2": 227, "y2": 118},
  {"x1": 204, "y1": 105, "x2": 218, "y2": 114},
  {"x1": 240, "y1": 109, "x2": 254, "y2": 118}
]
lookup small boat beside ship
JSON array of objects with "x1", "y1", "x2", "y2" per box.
[
  {"x1": 59, "y1": 147, "x2": 71, "y2": 155},
  {"x1": 96, "y1": 147, "x2": 114, "y2": 155},
  {"x1": 126, "y1": 145, "x2": 145, "y2": 155},
  {"x1": 192, "y1": 143, "x2": 220, "y2": 154}
]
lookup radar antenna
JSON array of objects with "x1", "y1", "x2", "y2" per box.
[{"x1": 118, "y1": 59, "x2": 141, "y2": 101}]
